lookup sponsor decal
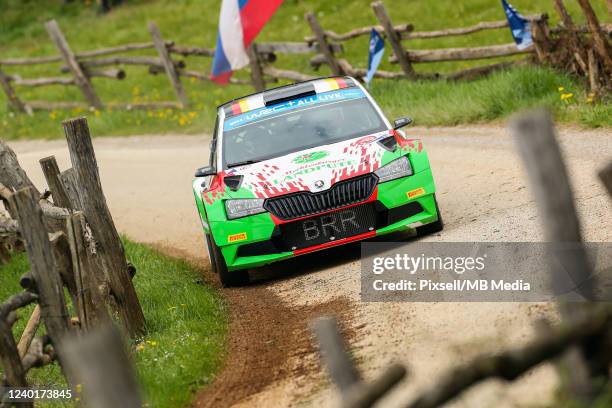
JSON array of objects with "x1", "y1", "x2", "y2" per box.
[
  {"x1": 223, "y1": 88, "x2": 366, "y2": 131},
  {"x1": 407, "y1": 187, "x2": 425, "y2": 199},
  {"x1": 292, "y1": 151, "x2": 329, "y2": 164},
  {"x1": 228, "y1": 232, "x2": 247, "y2": 242}
]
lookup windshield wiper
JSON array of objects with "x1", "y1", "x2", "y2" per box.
[{"x1": 227, "y1": 159, "x2": 261, "y2": 168}]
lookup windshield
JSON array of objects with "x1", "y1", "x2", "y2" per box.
[{"x1": 221, "y1": 89, "x2": 387, "y2": 168}]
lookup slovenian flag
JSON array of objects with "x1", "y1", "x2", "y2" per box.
[
  {"x1": 211, "y1": 0, "x2": 284, "y2": 84},
  {"x1": 501, "y1": 0, "x2": 533, "y2": 50},
  {"x1": 365, "y1": 29, "x2": 385, "y2": 86}
]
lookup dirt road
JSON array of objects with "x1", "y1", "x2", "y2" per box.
[{"x1": 11, "y1": 124, "x2": 611, "y2": 407}]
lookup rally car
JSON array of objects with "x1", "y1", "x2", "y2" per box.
[{"x1": 193, "y1": 76, "x2": 443, "y2": 286}]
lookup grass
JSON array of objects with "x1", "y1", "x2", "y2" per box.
[
  {"x1": 0, "y1": 0, "x2": 610, "y2": 140},
  {"x1": 0, "y1": 240, "x2": 227, "y2": 408}
]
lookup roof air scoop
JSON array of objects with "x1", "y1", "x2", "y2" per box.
[{"x1": 263, "y1": 83, "x2": 316, "y2": 106}]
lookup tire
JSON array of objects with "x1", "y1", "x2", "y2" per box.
[
  {"x1": 204, "y1": 233, "x2": 217, "y2": 274},
  {"x1": 417, "y1": 195, "x2": 444, "y2": 236},
  {"x1": 211, "y1": 238, "x2": 250, "y2": 287}
]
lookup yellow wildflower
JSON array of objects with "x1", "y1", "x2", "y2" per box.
[
  {"x1": 558, "y1": 86, "x2": 565, "y2": 92},
  {"x1": 136, "y1": 343, "x2": 145, "y2": 352},
  {"x1": 178, "y1": 117, "x2": 188, "y2": 126},
  {"x1": 94, "y1": 110, "x2": 101, "y2": 117},
  {"x1": 560, "y1": 93, "x2": 573, "y2": 101}
]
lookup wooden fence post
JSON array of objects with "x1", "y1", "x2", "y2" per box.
[
  {"x1": 45, "y1": 20, "x2": 102, "y2": 109},
  {"x1": 531, "y1": 15, "x2": 553, "y2": 64},
  {"x1": 58, "y1": 168, "x2": 85, "y2": 211},
  {"x1": 371, "y1": 1, "x2": 416, "y2": 78},
  {"x1": 148, "y1": 22, "x2": 188, "y2": 108},
  {"x1": 576, "y1": 0, "x2": 612, "y2": 73},
  {"x1": 8, "y1": 187, "x2": 71, "y2": 343},
  {"x1": 0, "y1": 68, "x2": 32, "y2": 115},
  {"x1": 247, "y1": 43, "x2": 266, "y2": 92},
  {"x1": 66, "y1": 212, "x2": 110, "y2": 331},
  {"x1": 305, "y1": 12, "x2": 343, "y2": 76},
  {"x1": 59, "y1": 324, "x2": 142, "y2": 408},
  {"x1": 40, "y1": 156, "x2": 73, "y2": 210},
  {"x1": 62, "y1": 117, "x2": 145, "y2": 337},
  {"x1": 0, "y1": 293, "x2": 37, "y2": 408},
  {"x1": 0, "y1": 140, "x2": 37, "y2": 192}
]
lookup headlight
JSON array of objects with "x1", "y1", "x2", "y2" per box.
[
  {"x1": 375, "y1": 156, "x2": 413, "y2": 183},
  {"x1": 224, "y1": 198, "x2": 266, "y2": 220}
]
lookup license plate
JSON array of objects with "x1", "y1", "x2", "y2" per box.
[
  {"x1": 280, "y1": 204, "x2": 376, "y2": 250},
  {"x1": 302, "y1": 209, "x2": 361, "y2": 241}
]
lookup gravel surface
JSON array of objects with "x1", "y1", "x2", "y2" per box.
[{"x1": 10, "y1": 124, "x2": 611, "y2": 407}]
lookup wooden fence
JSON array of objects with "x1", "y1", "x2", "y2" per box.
[
  {"x1": 0, "y1": 118, "x2": 143, "y2": 407},
  {"x1": 1, "y1": 0, "x2": 610, "y2": 115},
  {"x1": 311, "y1": 111, "x2": 612, "y2": 408}
]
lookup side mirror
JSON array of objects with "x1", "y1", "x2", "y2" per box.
[
  {"x1": 194, "y1": 165, "x2": 217, "y2": 177},
  {"x1": 393, "y1": 117, "x2": 413, "y2": 130}
]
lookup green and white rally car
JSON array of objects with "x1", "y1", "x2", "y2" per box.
[{"x1": 193, "y1": 76, "x2": 443, "y2": 286}]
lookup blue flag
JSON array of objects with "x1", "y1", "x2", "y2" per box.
[
  {"x1": 365, "y1": 29, "x2": 385, "y2": 85},
  {"x1": 501, "y1": 0, "x2": 533, "y2": 50}
]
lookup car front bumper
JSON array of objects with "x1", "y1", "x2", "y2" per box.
[{"x1": 209, "y1": 168, "x2": 439, "y2": 271}]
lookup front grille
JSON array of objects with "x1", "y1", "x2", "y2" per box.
[
  {"x1": 280, "y1": 203, "x2": 377, "y2": 250},
  {"x1": 264, "y1": 174, "x2": 378, "y2": 220}
]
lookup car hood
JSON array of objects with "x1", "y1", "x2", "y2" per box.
[{"x1": 226, "y1": 130, "x2": 393, "y2": 199}]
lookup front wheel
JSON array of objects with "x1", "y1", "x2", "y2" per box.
[
  {"x1": 211, "y1": 239, "x2": 249, "y2": 287},
  {"x1": 417, "y1": 195, "x2": 444, "y2": 236}
]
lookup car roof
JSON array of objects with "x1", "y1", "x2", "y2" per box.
[{"x1": 217, "y1": 76, "x2": 358, "y2": 116}]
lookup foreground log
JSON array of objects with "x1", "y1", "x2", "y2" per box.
[
  {"x1": 510, "y1": 110, "x2": 604, "y2": 400},
  {"x1": 59, "y1": 324, "x2": 142, "y2": 408},
  {"x1": 599, "y1": 161, "x2": 612, "y2": 196},
  {"x1": 63, "y1": 118, "x2": 145, "y2": 337},
  {"x1": 312, "y1": 317, "x2": 406, "y2": 408},
  {"x1": 406, "y1": 306, "x2": 612, "y2": 408},
  {"x1": 9, "y1": 187, "x2": 71, "y2": 344},
  {"x1": 510, "y1": 111, "x2": 594, "y2": 300}
]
